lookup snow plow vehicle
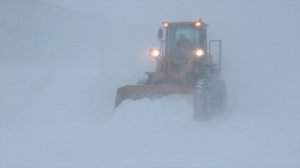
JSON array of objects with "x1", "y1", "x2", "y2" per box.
[{"x1": 115, "y1": 19, "x2": 226, "y2": 120}]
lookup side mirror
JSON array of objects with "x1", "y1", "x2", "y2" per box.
[{"x1": 158, "y1": 28, "x2": 163, "y2": 40}]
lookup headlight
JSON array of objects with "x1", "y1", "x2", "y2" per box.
[
  {"x1": 195, "y1": 49, "x2": 205, "y2": 57},
  {"x1": 195, "y1": 21, "x2": 201, "y2": 27},
  {"x1": 150, "y1": 49, "x2": 160, "y2": 58},
  {"x1": 163, "y1": 22, "x2": 168, "y2": 28}
]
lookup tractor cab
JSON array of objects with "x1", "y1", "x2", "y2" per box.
[
  {"x1": 157, "y1": 19, "x2": 208, "y2": 59},
  {"x1": 147, "y1": 19, "x2": 211, "y2": 85}
]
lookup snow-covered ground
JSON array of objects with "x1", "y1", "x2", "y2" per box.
[{"x1": 1, "y1": 0, "x2": 300, "y2": 167}]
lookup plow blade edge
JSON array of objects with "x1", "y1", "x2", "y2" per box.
[{"x1": 115, "y1": 85, "x2": 197, "y2": 108}]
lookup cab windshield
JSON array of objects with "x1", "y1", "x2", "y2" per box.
[{"x1": 165, "y1": 25, "x2": 201, "y2": 56}]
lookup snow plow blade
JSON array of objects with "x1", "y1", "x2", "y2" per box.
[{"x1": 115, "y1": 85, "x2": 197, "y2": 108}]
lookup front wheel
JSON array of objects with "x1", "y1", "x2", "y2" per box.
[
  {"x1": 193, "y1": 79, "x2": 227, "y2": 121},
  {"x1": 212, "y1": 79, "x2": 227, "y2": 113}
]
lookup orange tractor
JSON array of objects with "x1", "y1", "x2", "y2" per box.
[{"x1": 115, "y1": 19, "x2": 226, "y2": 120}]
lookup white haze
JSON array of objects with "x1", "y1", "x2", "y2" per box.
[{"x1": 0, "y1": 0, "x2": 299, "y2": 167}]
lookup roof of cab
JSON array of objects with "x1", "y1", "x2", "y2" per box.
[{"x1": 163, "y1": 19, "x2": 209, "y2": 27}]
